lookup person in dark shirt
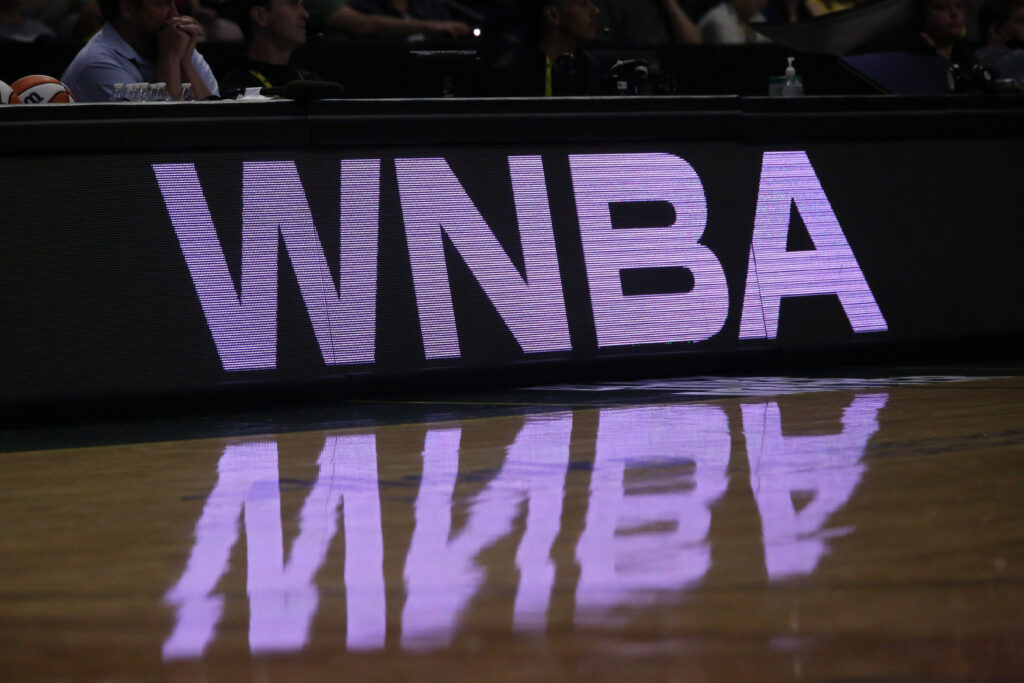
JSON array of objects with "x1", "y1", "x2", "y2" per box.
[
  {"x1": 912, "y1": 0, "x2": 975, "y2": 63},
  {"x1": 220, "y1": 0, "x2": 319, "y2": 97},
  {"x1": 491, "y1": 0, "x2": 602, "y2": 95}
]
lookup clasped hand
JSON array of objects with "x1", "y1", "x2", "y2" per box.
[{"x1": 157, "y1": 17, "x2": 201, "y2": 64}]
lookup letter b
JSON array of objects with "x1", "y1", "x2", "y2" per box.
[{"x1": 570, "y1": 153, "x2": 728, "y2": 347}]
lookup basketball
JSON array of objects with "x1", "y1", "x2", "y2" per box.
[
  {"x1": 0, "y1": 80, "x2": 19, "y2": 104},
  {"x1": 10, "y1": 75, "x2": 76, "y2": 104}
]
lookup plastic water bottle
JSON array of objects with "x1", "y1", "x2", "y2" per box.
[{"x1": 151, "y1": 82, "x2": 171, "y2": 102}]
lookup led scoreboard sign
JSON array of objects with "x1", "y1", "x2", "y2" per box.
[
  {"x1": 1, "y1": 126, "x2": 1022, "y2": 405},
  {"x1": 154, "y1": 151, "x2": 885, "y2": 372}
]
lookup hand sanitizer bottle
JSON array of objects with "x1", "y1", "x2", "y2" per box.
[{"x1": 782, "y1": 57, "x2": 804, "y2": 97}]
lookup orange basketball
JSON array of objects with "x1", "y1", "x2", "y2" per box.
[
  {"x1": 10, "y1": 75, "x2": 76, "y2": 104},
  {"x1": 0, "y1": 80, "x2": 19, "y2": 104}
]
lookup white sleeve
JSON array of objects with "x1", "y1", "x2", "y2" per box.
[{"x1": 190, "y1": 51, "x2": 221, "y2": 97}]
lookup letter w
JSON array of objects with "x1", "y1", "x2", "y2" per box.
[{"x1": 153, "y1": 161, "x2": 380, "y2": 370}]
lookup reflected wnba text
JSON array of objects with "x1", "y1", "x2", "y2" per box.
[{"x1": 163, "y1": 393, "x2": 887, "y2": 658}]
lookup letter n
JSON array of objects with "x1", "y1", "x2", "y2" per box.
[{"x1": 396, "y1": 156, "x2": 570, "y2": 360}]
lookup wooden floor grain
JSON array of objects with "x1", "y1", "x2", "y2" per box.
[{"x1": 2, "y1": 376, "x2": 1023, "y2": 681}]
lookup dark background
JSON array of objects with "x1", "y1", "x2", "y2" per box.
[{"x1": 2, "y1": 106, "x2": 1023, "y2": 404}]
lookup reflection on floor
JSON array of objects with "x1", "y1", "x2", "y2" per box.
[
  {"x1": 4, "y1": 374, "x2": 1024, "y2": 680},
  {"x1": 165, "y1": 390, "x2": 888, "y2": 656}
]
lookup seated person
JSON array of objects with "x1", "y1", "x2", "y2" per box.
[
  {"x1": 595, "y1": 0, "x2": 701, "y2": 45},
  {"x1": 23, "y1": 0, "x2": 106, "y2": 43},
  {"x1": 976, "y1": 0, "x2": 1024, "y2": 78},
  {"x1": 698, "y1": 0, "x2": 769, "y2": 43},
  {"x1": 64, "y1": 0, "x2": 106, "y2": 41},
  {"x1": 61, "y1": 0, "x2": 219, "y2": 101},
  {"x1": 0, "y1": 0, "x2": 57, "y2": 41},
  {"x1": 761, "y1": 0, "x2": 820, "y2": 24},
  {"x1": 219, "y1": 0, "x2": 318, "y2": 96},
  {"x1": 181, "y1": 0, "x2": 244, "y2": 40},
  {"x1": 490, "y1": 0, "x2": 602, "y2": 96},
  {"x1": 21, "y1": 0, "x2": 75, "y2": 32},
  {"x1": 912, "y1": 0, "x2": 974, "y2": 63},
  {"x1": 304, "y1": 0, "x2": 470, "y2": 39}
]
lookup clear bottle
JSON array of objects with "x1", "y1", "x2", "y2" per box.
[
  {"x1": 151, "y1": 82, "x2": 171, "y2": 102},
  {"x1": 782, "y1": 57, "x2": 804, "y2": 97},
  {"x1": 181, "y1": 82, "x2": 195, "y2": 102},
  {"x1": 110, "y1": 83, "x2": 126, "y2": 102}
]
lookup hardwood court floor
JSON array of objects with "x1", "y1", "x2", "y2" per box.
[{"x1": 1, "y1": 375, "x2": 1023, "y2": 681}]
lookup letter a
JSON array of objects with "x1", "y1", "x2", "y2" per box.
[{"x1": 739, "y1": 151, "x2": 887, "y2": 339}]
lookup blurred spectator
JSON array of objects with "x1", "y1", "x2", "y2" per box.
[
  {"x1": 454, "y1": 0, "x2": 518, "y2": 28},
  {"x1": 698, "y1": 0, "x2": 770, "y2": 43},
  {"x1": 219, "y1": 0, "x2": 318, "y2": 97},
  {"x1": 0, "y1": 0, "x2": 57, "y2": 40},
  {"x1": 761, "y1": 0, "x2": 820, "y2": 24},
  {"x1": 21, "y1": 0, "x2": 103, "y2": 41},
  {"x1": 914, "y1": 0, "x2": 973, "y2": 61},
  {"x1": 305, "y1": 0, "x2": 470, "y2": 39},
  {"x1": 490, "y1": 0, "x2": 602, "y2": 95},
  {"x1": 595, "y1": 0, "x2": 701, "y2": 45},
  {"x1": 21, "y1": 0, "x2": 73, "y2": 30},
  {"x1": 61, "y1": 0, "x2": 219, "y2": 100},
  {"x1": 976, "y1": 0, "x2": 1024, "y2": 77},
  {"x1": 350, "y1": 0, "x2": 451, "y2": 21},
  {"x1": 537, "y1": 0, "x2": 600, "y2": 54},
  {"x1": 180, "y1": 0, "x2": 244, "y2": 39}
]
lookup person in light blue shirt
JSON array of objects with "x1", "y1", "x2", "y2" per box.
[{"x1": 62, "y1": 0, "x2": 219, "y2": 101}]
